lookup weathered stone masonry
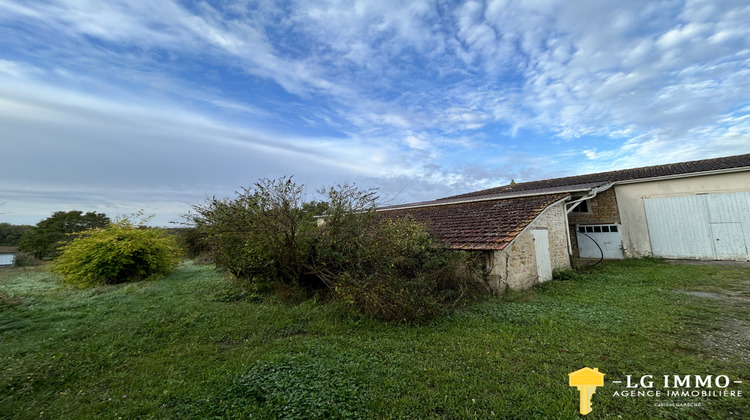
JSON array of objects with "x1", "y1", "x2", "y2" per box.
[
  {"x1": 567, "y1": 188, "x2": 621, "y2": 257},
  {"x1": 487, "y1": 202, "x2": 570, "y2": 293}
]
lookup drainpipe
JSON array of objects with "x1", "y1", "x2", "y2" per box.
[
  {"x1": 564, "y1": 204, "x2": 573, "y2": 257},
  {"x1": 564, "y1": 183, "x2": 614, "y2": 255}
]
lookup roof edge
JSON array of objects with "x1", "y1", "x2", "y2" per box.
[
  {"x1": 377, "y1": 189, "x2": 584, "y2": 212},
  {"x1": 376, "y1": 160, "x2": 749, "y2": 215},
  {"x1": 440, "y1": 154, "x2": 750, "y2": 201},
  {"x1": 612, "y1": 166, "x2": 750, "y2": 186},
  {"x1": 498, "y1": 195, "x2": 571, "y2": 252}
]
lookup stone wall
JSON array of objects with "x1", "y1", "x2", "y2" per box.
[
  {"x1": 486, "y1": 202, "x2": 570, "y2": 293},
  {"x1": 567, "y1": 188, "x2": 621, "y2": 257}
]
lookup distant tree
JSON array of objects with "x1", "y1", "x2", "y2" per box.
[
  {"x1": 0, "y1": 223, "x2": 33, "y2": 246},
  {"x1": 301, "y1": 200, "x2": 329, "y2": 218},
  {"x1": 18, "y1": 211, "x2": 111, "y2": 259},
  {"x1": 170, "y1": 227, "x2": 212, "y2": 261}
]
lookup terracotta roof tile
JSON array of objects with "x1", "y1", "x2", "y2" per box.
[
  {"x1": 378, "y1": 193, "x2": 568, "y2": 250},
  {"x1": 441, "y1": 153, "x2": 750, "y2": 201}
]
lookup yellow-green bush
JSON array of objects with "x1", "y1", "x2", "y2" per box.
[{"x1": 52, "y1": 220, "x2": 182, "y2": 288}]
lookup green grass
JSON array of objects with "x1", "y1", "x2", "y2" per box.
[{"x1": 1, "y1": 259, "x2": 749, "y2": 419}]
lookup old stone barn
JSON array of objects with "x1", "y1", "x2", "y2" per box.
[{"x1": 377, "y1": 154, "x2": 750, "y2": 293}]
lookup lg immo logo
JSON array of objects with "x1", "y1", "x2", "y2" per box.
[
  {"x1": 569, "y1": 367, "x2": 604, "y2": 415},
  {"x1": 569, "y1": 367, "x2": 745, "y2": 415}
]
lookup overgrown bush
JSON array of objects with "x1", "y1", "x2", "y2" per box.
[
  {"x1": 187, "y1": 177, "x2": 486, "y2": 322},
  {"x1": 52, "y1": 218, "x2": 182, "y2": 288},
  {"x1": 188, "y1": 177, "x2": 318, "y2": 286},
  {"x1": 312, "y1": 186, "x2": 484, "y2": 321},
  {"x1": 173, "y1": 227, "x2": 212, "y2": 262},
  {"x1": 323, "y1": 218, "x2": 484, "y2": 322},
  {"x1": 13, "y1": 251, "x2": 43, "y2": 267}
]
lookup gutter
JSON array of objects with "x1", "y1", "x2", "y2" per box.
[
  {"x1": 376, "y1": 188, "x2": 591, "y2": 212},
  {"x1": 564, "y1": 182, "x2": 614, "y2": 255},
  {"x1": 565, "y1": 182, "x2": 614, "y2": 214}
]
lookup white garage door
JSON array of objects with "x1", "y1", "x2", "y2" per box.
[
  {"x1": 643, "y1": 192, "x2": 750, "y2": 260},
  {"x1": 576, "y1": 224, "x2": 624, "y2": 259}
]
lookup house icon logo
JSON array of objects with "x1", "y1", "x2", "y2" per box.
[{"x1": 569, "y1": 367, "x2": 605, "y2": 415}]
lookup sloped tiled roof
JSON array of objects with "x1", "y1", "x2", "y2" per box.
[
  {"x1": 376, "y1": 153, "x2": 749, "y2": 251},
  {"x1": 441, "y1": 153, "x2": 750, "y2": 201},
  {"x1": 376, "y1": 181, "x2": 603, "y2": 212},
  {"x1": 378, "y1": 193, "x2": 568, "y2": 250}
]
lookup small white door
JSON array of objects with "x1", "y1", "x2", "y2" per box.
[
  {"x1": 711, "y1": 222, "x2": 747, "y2": 259},
  {"x1": 532, "y1": 228, "x2": 553, "y2": 282}
]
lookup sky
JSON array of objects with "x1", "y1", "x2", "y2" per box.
[{"x1": 1, "y1": 0, "x2": 749, "y2": 226}]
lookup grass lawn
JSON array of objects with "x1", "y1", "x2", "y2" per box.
[{"x1": 1, "y1": 259, "x2": 748, "y2": 419}]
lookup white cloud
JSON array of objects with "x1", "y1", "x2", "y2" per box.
[
  {"x1": 0, "y1": 59, "x2": 39, "y2": 77},
  {"x1": 3, "y1": 0, "x2": 747, "y2": 141},
  {"x1": 0, "y1": 73, "x2": 421, "y2": 224},
  {"x1": 1, "y1": 0, "x2": 749, "y2": 223}
]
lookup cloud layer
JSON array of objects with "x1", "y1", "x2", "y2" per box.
[{"x1": 1, "y1": 0, "x2": 748, "y2": 225}]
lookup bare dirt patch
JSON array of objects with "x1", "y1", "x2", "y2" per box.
[
  {"x1": 664, "y1": 259, "x2": 750, "y2": 267},
  {"x1": 675, "y1": 283, "x2": 750, "y2": 364},
  {"x1": 701, "y1": 318, "x2": 750, "y2": 364}
]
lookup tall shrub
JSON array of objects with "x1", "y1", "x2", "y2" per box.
[
  {"x1": 188, "y1": 177, "x2": 486, "y2": 322},
  {"x1": 52, "y1": 219, "x2": 182, "y2": 288},
  {"x1": 321, "y1": 217, "x2": 483, "y2": 322},
  {"x1": 188, "y1": 177, "x2": 316, "y2": 286},
  {"x1": 311, "y1": 183, "x2": 379, "y2": 282}
]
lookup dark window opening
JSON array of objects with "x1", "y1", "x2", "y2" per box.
[
  {"x1": 579, "y1": 224, "x2": 619, "y2": 235},
  {"x1": 571, "y1": 200, "x2": 589, "y2": 213}
]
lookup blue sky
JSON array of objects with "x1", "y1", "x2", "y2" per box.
[{"x1": 1, "y1": 0, "x2": 749, "y2": 226}]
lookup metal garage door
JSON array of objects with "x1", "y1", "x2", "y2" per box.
[
  {"x1": 643, "y1": 192, "x2": 750, "y2": 260},
  {"x1": 576, "y1": 224, "x2": 624, "y2": 259}
]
